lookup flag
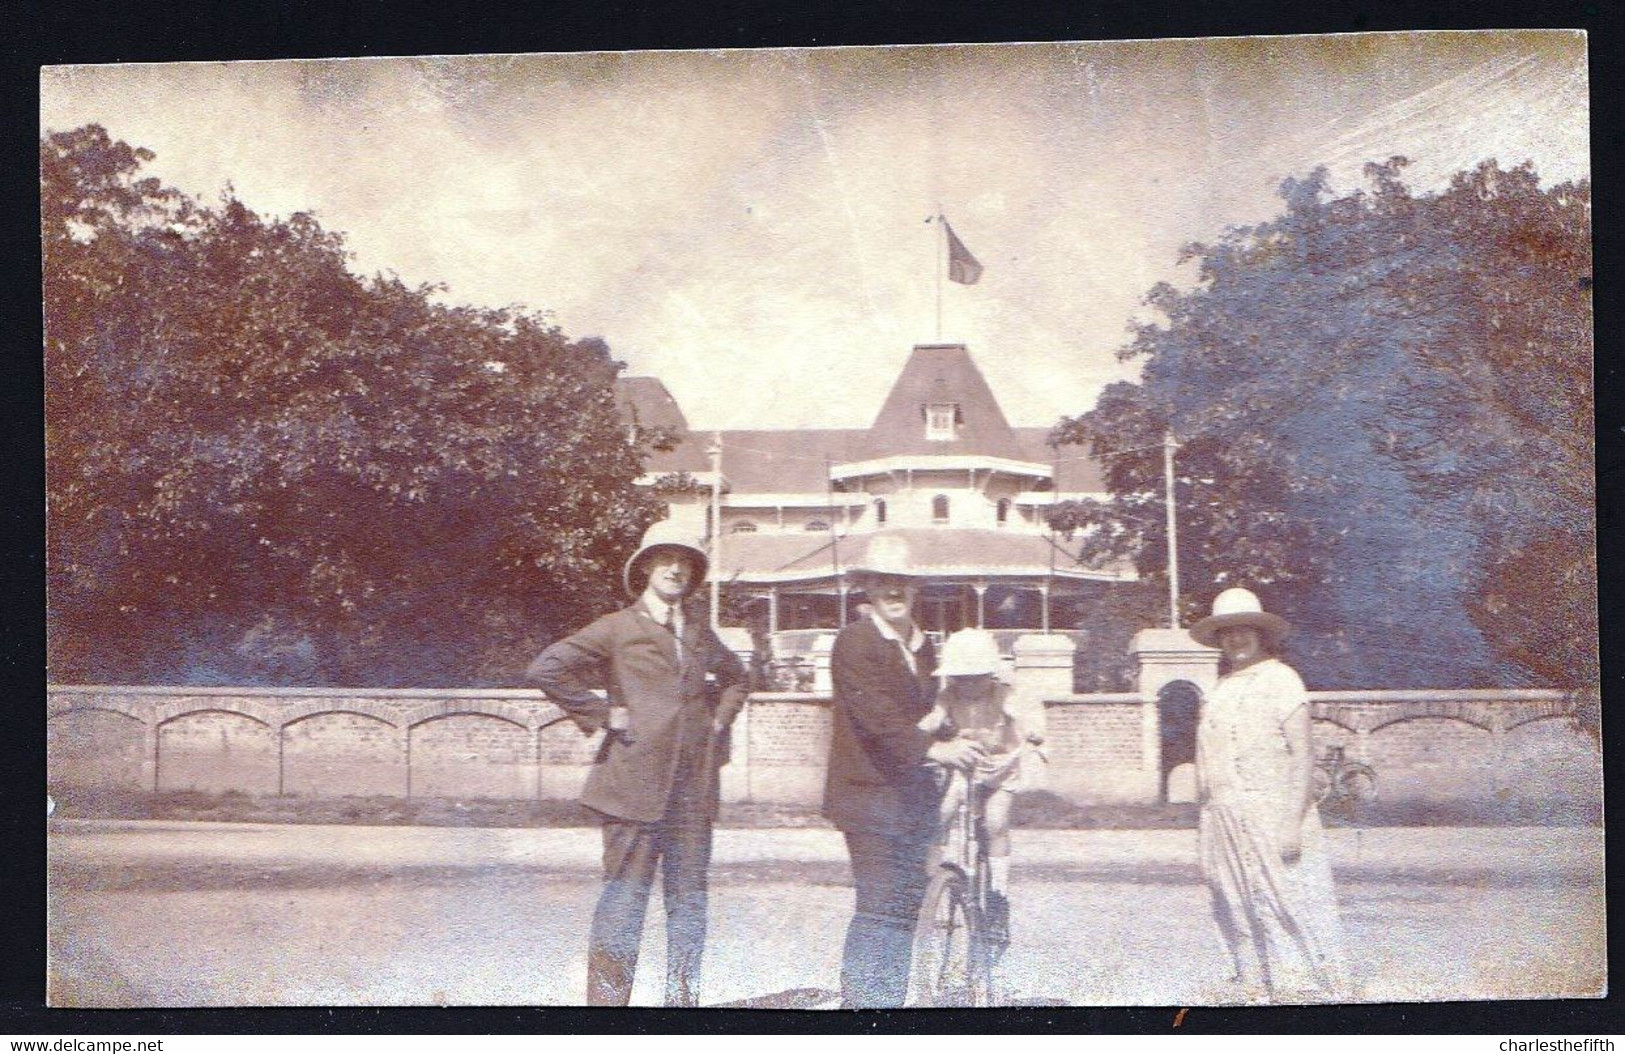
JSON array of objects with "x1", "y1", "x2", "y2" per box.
[{"x1": 942, "y1": 216, "x2": 983, "y2": 285}]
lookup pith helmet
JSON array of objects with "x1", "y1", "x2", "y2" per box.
[
  {"x1": 1189, "y1": 587, "x2": 1290, "y2": 649},
  {"x1": 623, "y1": 519, "x2": 709, "y2": 598},
  {"x1": 845, "y1": 531, "x2": 921, "y2": 583},
  {"x1": 936, "y1": 629, "x2": 1004, "y2": 679}
]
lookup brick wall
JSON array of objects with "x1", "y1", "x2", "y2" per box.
[
  {"x1": 46, "y1": 707, "x2": 145, "y2": 789},
  {"x1": 47, "y1": 683, "x2": 1597, "y2": 811},
  {"x1": 157, "y1": 710, "x2": 279, "y2": 794},
  {"x1": 1366, "y1": 717, "x2": 1497, "y2": 802},
  {"x1": 1502, "y1": 717, "x2": 1602, "y2": 807},
  {"x1": 282, "y1": 712, "x2": 406, "y2": 798},
  {"x1": 736, "y1": 694, "x2": 833, "y2": 805},
  {"x1": 747, "y1": 698, "x2": 832, "y2": 765},
  {"x1": 1059, "y1": 687, "x2": 1597, "y2": 809},
  {"x1": 48, "y1": 687, "x2": 567, "y2": 803},
  {"x1": 410, "y1": 714, "x2": 535, "y2": 799},
  {"x1": 1044, "y1": 695, "x2": 1154, "y2": 802}
]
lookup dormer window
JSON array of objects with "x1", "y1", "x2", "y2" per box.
[{"x1": 925, "y1": 402, "x2": 961, "y2": 441}]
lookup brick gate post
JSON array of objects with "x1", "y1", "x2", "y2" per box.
[{"x1": 1128, "y1": 628, "x2": 1221, "y2": 803}]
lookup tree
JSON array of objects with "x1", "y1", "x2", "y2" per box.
[
  {"x1": 1051, "y1": 159, "x2": 1594, "y2": 695},
  {"x1": 45, "y1": 125, "x2": 665, "y2": 686}
]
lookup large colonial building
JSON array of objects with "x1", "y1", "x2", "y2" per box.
[{"x1": 616, "y1": 343, "x2": 1134, "y2": 654}]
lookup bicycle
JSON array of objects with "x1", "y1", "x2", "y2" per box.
[
  {"x1": 1312, "y1": 744, "x2": 1376, "y2": 813},
  {"x1": 909, "y1": 733, "x2": 1047, "y2": 1008}
]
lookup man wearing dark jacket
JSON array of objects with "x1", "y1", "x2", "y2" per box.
[
  {"x1": 823, "y1": 532, "x2": 985, "y2": 1007},
  {"x1": 527, "y1": 519, "x2": 748, "y2": 1007}
]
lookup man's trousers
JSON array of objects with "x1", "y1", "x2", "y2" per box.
[
  {"x1": 586, "y1": 738, "x2": 714, "y2": 1007},
  {"x1": 839, "y1": 826, "x2": 934, "y2": 1008}
]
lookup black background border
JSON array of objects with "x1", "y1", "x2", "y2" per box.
[{"x1": 7, "y1": 0, "x2": 1621, "y2": 1035}]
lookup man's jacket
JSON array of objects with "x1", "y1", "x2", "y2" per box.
[
  {"x1": 822, "y1": 616, "x2": 939, "y2": 834},
  {"x1": 527, "y1": 602, "x2": 748, "y2": 823}
]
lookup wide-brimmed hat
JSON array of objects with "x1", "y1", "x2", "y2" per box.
[
  {"x1": 844, "y1": 531, "x2": 923, "y2": 585},
  {"x1": 936, "y1": 629, "x2": 1010, "y2": 682},
  {"x1": 623, "y1": 519, "x2": 709, "y2": 598},
  {"x1": 1189, "y1": 587, "x2": 1289, "y2": 649}
]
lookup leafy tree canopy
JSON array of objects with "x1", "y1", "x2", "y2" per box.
[
  {"x1": 1050, "y1": 158, "x2": 1593, "y2": 694},
  {"x1": 45, "y1": 124, "x2": 666, "y2": 687}
]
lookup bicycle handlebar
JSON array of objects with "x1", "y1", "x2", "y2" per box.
[{"x1": 944, "y1": 738, "x2": 1048, "y2": 789}]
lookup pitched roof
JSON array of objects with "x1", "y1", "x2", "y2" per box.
[
  {"x1": 615, "y1": 376, "x2": 689, "y2": 434},
  {"x1": 616, "y1": 377, "x2": 710, "y2": 476},
  {"x1": 714, "y1": 430, "x2": 867, "y2": 492},
  {"x1": 1010, "y1": 428, "x2": 1107, "y2": 492},
  {"x1": 615, "y1": 347, "x2": 1108, "y2": 494},
  {"x1": 640, "y1": 439, "x2": 710, "y2": 476},
  {"x1": 710, "y1": 532, "x2": 841, "y2": 582},
  {"x1": 856, "y1": 344, "x2": 1027, "y2": 461}
]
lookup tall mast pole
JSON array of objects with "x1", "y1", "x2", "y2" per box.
[
  {"x1": 1045, "y1": 448, "x2": 1058, "y2": 634},
  {"x1": 935, "y1": 207, "x2": 944, "y2": 342},
  {"x1": 1163, "y1": 431, "x2": 1181, "y2": 629},
  {"x1": 826, "y1": 454, "x2": 845, "y2": 624},
  {"x1": 708, "y1": 432, "x2": 723, "y2": 630}
]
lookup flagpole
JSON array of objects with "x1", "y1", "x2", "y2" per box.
[
  {"x1": 1163, "y1": 430, "x2": 1181, "y2": 629},
  {"x1": 934, "y1": 206, "x2": 944, "y2": 341},
  {"x1": 708, "y1": 432, "x2": 723, "y2": 630}
]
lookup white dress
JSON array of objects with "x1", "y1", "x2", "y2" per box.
[{"x1": 1196, "y1": 658, "x2": 1352, "y2": 1001}]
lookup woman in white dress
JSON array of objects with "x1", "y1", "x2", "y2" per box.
[{"x1": 1191, "y1": 587, "x2": 1352, "y2": 1002}]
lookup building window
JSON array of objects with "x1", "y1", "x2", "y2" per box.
[
  {"x1": 805, "y1": 520, "x2": 830, "y2": 532},
  {"x1": 730, "y1": 521, "x2": 758, "y2": 534},
  {"x1": 874, "y1": 498, "x2": 887, "y2": 525},
  {"x1": 996, "y1": 498, "x2": 1010, "y2": 527},
  {"x1": 932, "y1": 494, "x2": 950, "y2": 524},
  {"x1": 925, "y1": 402, "x2": 960, "y2": 441}
]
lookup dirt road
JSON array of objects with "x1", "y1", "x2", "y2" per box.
[{"x1": 47, "y1": 821, "x2": 1605, "y2": 1008}]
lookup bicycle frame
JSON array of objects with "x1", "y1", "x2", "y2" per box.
[
  {"x1": 1314, "y1": 745, "x2": 1378, "y2": 810},
  {"x1": 911, "y1": 738, "x2": 1046, "y2": 1007},
  {"x1": 945, "y1": 764, "x2": 984, "y2": 877},
  {"x1": 944, "y1": 741, "x2": 1044, "y2": 895}
]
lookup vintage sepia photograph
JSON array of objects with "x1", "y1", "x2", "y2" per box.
[{"x1": 42, "y1": 31, "x2": 1599, "y2": 1011}]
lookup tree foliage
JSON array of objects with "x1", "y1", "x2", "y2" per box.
[
  {"x1": 45, "y1": 125, "x2": 665, "y2": 686},
  {"x1": 1050, "y1": 159, "x2": 1593, "y2": 693}
]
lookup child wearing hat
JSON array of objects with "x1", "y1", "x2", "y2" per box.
[{"x1": 917, "y1": 628, "x2": 1027, "y2": 942}]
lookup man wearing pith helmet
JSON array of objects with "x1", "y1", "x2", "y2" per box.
[
  {"x1": 527, "y1": 518, "x2": 749, "y2": 1007},
  {"x1": 823, "y1": 531, "x2": 986, "y2": 1007}
]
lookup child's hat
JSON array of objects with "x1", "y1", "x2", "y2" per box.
[{"x1": 936, "y1": 629, "x2": 1005, "y2": 678}]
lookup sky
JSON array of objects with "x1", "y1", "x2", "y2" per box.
[{"x1": 41, "y1": 32, "x2": 1589, "y2": 430}]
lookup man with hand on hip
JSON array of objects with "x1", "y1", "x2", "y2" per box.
[
  {"x1": 527, "y1": 519, "x2": 748, "y2": 1007},
  {"x1": 822, "y1": 531, "x2": 986, "y2": 1008}
]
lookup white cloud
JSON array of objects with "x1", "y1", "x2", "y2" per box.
[{"x1": 42, "y1": 33, "x2": 1588, "y2": 430}]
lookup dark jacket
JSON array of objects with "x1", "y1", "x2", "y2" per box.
[
  {"x1": 822, "y1": 615, "x2": 939, "y2": 834},
  {"x1": 527, "y1": 601, "x2": 748, "y2": 823}
]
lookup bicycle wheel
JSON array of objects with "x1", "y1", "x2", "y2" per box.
[
  {"x1": 1342, "y1": 765, "x2": 1377, "y2": 803},
  {"x1": 910, "y1": 866, "x2": 993, "y2": 1007}
]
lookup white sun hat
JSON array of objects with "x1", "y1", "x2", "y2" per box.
[
  {"x1": 622, "y1": 519, "x2": 709, "y2": 598},
  {"x1": 845, "y1": 530, "x2": 921, "y2": 582},
  {"x1": 1189, "y1": 586, "x2": 1290, "y2": 649},
  {"x1": 935, "y1": 628, "x2": 1007, "y2": 680}
]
